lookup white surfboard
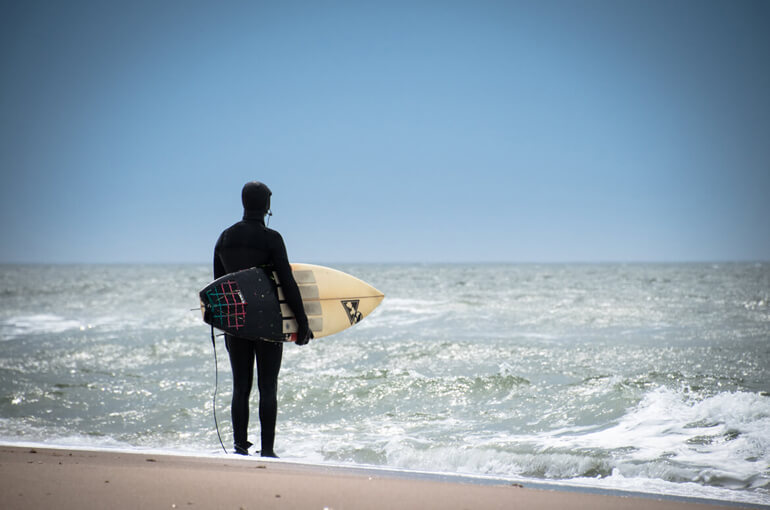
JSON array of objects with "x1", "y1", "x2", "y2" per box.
[{"x1": 277, "y1": 263, "x2": 384, "y2": 341}]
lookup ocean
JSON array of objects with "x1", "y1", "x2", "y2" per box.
[{"x1": 1, "y1": 263, "x2": 768, "y2": 505}]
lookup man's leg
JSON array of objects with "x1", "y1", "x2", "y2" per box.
[
  {"x1": 254, "y1": 339, "x2": 283, "y2": 457},
  {"x1": 226, "y1": 335, "x2": 256, "y2": 453}
]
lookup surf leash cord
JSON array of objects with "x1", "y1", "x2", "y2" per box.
[{"x1": 211, "y1": 324, "x2": 228, "y2": 454}]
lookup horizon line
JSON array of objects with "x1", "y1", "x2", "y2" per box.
[{"x1": 1, "y1": 259, "x2": 768, "y2": 266}]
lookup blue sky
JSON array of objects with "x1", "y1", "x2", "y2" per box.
[{"x1": 1, "y1": 0, "x2": 768, "y2": 264}]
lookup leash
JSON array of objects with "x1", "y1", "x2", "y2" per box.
[{"x1": 211, "y1": 324, "x2": 227, "y2": 454}]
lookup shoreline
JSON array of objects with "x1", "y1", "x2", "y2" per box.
[{"x1": 0, "y1": 445, "x2": 761, "y2": 510}]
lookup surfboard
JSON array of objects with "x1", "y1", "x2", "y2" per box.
[
  {"x1": 199, "y1": 263, "x2": 384, "y2": 342},
  {"x1": 199, "y1": 267, "x2": 283, "y2": 341}
]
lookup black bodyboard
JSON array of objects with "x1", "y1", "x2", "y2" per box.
[{"x1": 199, "y1": 267, "x2": 283, "y2": 341}]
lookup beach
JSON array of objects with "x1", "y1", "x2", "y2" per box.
[{"x1": 0, "y1": 445, "x2": 752, "y2": 510}]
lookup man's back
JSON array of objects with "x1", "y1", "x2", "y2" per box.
[
  {"x1": 213, "y1": 181, "x2": 309, "y2": 340},
  {"x1": 214, "y1": 217, "x2": 286, "y2": 277}
]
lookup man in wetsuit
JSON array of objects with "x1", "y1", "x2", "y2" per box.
[{"x1": 213, "y1": 181, "x2": 312, "y2": 457}]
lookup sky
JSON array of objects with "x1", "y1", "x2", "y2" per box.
[{"x1": 1, "y1": 0, "x2": 768, "y2": 264}]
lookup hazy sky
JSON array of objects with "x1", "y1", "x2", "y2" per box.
[{"x1": 1, "y1": 0, "x2": 768, "y2": 264}]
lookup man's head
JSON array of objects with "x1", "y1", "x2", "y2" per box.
[{"x1": 242, "y1": 181, "x2": 272, "y2": 215}]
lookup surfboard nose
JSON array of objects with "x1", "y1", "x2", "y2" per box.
[{"x1": 279, "y1": 263, "x2": 385, "y2": 339}]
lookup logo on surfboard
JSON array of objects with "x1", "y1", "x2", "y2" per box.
[{"x1": 341, "y1": 300, "x2": 363, "y2": 325}]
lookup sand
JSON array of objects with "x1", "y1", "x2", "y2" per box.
[{"x1": 0, "y1": 445, "x2": 749, "y2": 509}]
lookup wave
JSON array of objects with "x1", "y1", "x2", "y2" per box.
[
  {"x1": 535, "y1": 386, "x2": 770, "y2": 487},
  {"x1": 0, "y1": 314, "x2": 85, "y2": 339},
  {"x1": 379, "y1": 386, "x2": 770, "y2": 502},
  {"x1": 284, "y1": 384, "x2": 770, "y2": 505}
]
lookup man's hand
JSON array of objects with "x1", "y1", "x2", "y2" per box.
[{"x1": 296, "y1": 324, "x2": 313, "y2": 346}]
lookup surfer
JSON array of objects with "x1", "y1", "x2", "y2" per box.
[{"x1": 213, "y1": 181, "x2": 312, "y2": 457}]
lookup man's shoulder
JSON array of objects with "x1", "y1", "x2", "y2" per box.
[
  {"x1": 216, "y1": 220, "x2": 249, "y2": 246},
  {"x1": 216, "y1": 221, "x2": 282, "y2": 244},
  {"x1": 216, "y1": 220, "x2": 240, "y2": 240},
  {"x1": 264, "y1": 226, "x2": 283, "y2": 238}
]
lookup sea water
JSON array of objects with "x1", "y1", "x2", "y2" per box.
[{"x1": 0, "y1": 263, "x2": 768, "y2": 505}]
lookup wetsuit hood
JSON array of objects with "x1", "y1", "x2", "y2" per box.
[{"x1": 242, "y1": 181, "x2": 272, "y2": 219}]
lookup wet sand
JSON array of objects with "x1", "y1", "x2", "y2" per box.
[{"x1": 0, "y1": 445, "x2": 747, "y2": 509}]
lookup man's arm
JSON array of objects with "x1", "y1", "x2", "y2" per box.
[
  {"x1": 213, "y1": 234, "x2": 226, "y2": 279},
  {"x1": 270, "y1": 234, "x2": 311, "y2": 343}
]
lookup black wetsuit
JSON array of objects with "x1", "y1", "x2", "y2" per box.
[{"x1": 214, "y1": 193, "x2": 309, "y2": 456}]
